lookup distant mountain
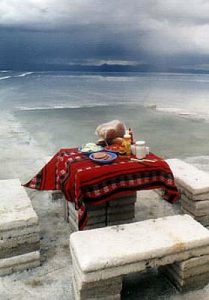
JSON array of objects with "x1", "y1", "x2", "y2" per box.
[
  {"x1": 0, "y1": 63, "x2": 152, "y2": 72},
  {"x1": 1, "y1": 62, "x2": 209, "y2": 74}
]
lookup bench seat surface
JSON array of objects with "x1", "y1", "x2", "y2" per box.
[
  {"x1": 0, "y1": 179, "x2": 38, "y2": 231},
  {"x1": 70, "y1": 215, "x2": 209, "y2": 273},
  {"x1": 166, "y1": 159, "x2": 209, "y2": 194}
]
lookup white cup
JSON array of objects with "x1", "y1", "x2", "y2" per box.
[{"x1": 133, "y1": 141, "x2": 149, "y2": 159}]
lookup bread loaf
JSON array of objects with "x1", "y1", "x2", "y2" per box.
[{"x1": 95, "y1": 120, "x2": 126, "y2": 144}]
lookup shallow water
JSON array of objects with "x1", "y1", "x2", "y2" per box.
[
  {"x1": 1, "y1": 71, "x2": 209, "y2": 160},
  {"x1": 14, "y1": 104, "x2": 209, "y2": 159}
]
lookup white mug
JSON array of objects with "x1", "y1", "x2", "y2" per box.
[{"x1": 132, "y1": 141, "x2": 149, "y2": 159}]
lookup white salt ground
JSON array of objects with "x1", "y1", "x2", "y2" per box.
[{"x1": 1, "y1": 112, "x2": 209, "y2": 299}]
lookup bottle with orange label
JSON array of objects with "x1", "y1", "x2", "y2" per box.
[{"x1": 123, "y1": 130, "x2": 131, "y2": 155}]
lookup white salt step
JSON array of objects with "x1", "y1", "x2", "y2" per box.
[
  {"x1": 182, "y1": 207, "x2": 209, "y2": 226},
  {"x1": 0, "y1": 179, "x2": 39, "y2": 232},
  {"x1": 0, "y1": 251, "x2": 40, "y2": 276},
  {"x1": 166, "y1": 159, "x2": 209, "y2": 195}
]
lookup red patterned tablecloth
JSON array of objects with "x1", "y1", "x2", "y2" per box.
[{"x1": 23, "y1": 148, "x2": 180, "y2": 229}]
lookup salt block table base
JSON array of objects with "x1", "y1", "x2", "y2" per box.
[
  {"x1": 0, "y1": 179, "x2": 40, "y2": 276},
  {"x1": 70, "y1": 215, "x2": 209, "y2": 299},
  {"x1": 167, "y1": 159, "x2": 209, "y2": 226},
  {"x1": 66, "y1": 193, "x2": 137, "y2": 231}
]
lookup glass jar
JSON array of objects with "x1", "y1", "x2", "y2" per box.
[{"x1": 135, "y1": 141, "x2": 147, "y2": 159}]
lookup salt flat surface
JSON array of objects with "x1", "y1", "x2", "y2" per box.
[{"x1": 1, "y1": 111, "x2": 209, "y2": 299}]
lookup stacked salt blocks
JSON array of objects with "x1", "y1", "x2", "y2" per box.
[
  {"x1": 67, "y1": 192, "x2": 136, "y2": 231},
  {"x1": 70, "y1": 215, "x2": 209, "y2": 299},
  {"x1": 72, "y1": 274, "x2": 122, "y2": 300},
  {"x1": 68, "y1": 202, "x2": 106, "y2": 231},
  {"x1": 106, "y1": 193, "x2": 136, "y2": 226},
  {"x1": 0, "y1": 179, "x2": 40, "y2": 276},
  {"x1": 166, "y1": 159, "x2": 209, "y2": 226},
  {"x1": 163, "y1": 253, "x2": 209, "y2": 291}
]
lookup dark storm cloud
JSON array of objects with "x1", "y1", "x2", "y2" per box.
[
  {"x1": 0, "y1": 24, "x2": 145, "y2": 68},
  {"x1": 1, "y1": 0, "x2": 209, "y2": 69}
]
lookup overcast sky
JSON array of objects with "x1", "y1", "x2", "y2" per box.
[{"x1": 1, "y1": 0, "x2": 209, "y2": 70}]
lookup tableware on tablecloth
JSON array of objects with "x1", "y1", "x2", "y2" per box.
[
  {"x1": 132, "y1": 141, "x2": 149, "y2": 159},
  {"x1": 79, "y1": 143, "x2": 104, "y2": 155},
  {"x1": 89, "y1": 151, "x2": 117, "y2": 164},
  {"x1": 130, "y1": 158, "x2": 157, "y2": 163}
]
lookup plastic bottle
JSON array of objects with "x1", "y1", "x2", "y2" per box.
[
  {"x1": 128, "y1": 128, "x2": 134, "y2": 144},
  {"x1": 123, "y1": 130, "x2": 131, "y2": 155}
]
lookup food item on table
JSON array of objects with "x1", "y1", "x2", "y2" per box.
[
  {"x1": 105, "y1": 144, "x2": 126, "y2": 155},
  {"x1": 92, "y1": 151, "x2": 112, "y2": 160},
  {"x1": 118, "y1": 147, "x2": 126, "y2": 155},
  {"x1": 80, "y1": 143, "x2": 103, "y2": 153},
  {"x1": 112, "y1": 137, "x2": 123, "y2": 145},
  {"x1": 95, "y1": 120, "x2": 126, "y2": 144},
  {"x1": 105, "y1": 144, "x2": 121, "y2": 152}
]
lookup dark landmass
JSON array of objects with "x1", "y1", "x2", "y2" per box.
[{"x1": 1, "y1": 62, "x2": 209, "y2": 74}]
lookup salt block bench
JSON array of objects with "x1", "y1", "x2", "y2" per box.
[
  {"x1": 0, "y1": 179, "x2": 40, "y2": 276},
  {"x1": 166, "y1": 159, "x2": 209, "y2": 226},
  {"x1": 70, "y1": 215, "x2": 209, "y2": 300}
]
